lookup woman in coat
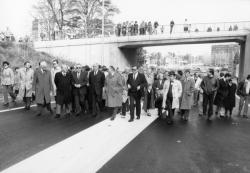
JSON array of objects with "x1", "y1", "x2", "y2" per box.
[
  {"x1": 142, "y1": 84, "x2": 155, "y2": 116},
  {"x1": 19, "y1": 61, "x2": 34, "y2": 110},
  {"x1": 162, "y1": 71, "x2": 182, "y2": 124},
  {"x1": 224, "y1": 78, "x2": 237, "y2": 118},
  {"x1": 105, "y1": 66, "x2": 124, "y2": 120},
  {"x1": 180, "y1": 70, "x2": 195, "y2": 121},
  {"x1": 214, "y1": 73, "x2": 230, "y2": 117}
]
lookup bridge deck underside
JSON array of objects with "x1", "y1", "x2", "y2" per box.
[{"x1": 118, "y1": 36, "x2": 246, "y2": 48}]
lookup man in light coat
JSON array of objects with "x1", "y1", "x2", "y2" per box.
[
  {"x1": 19, "y1": 61, "x2": 34, "y2": 110},
  {"x1": 180, "y1": 70, "x2": 195, "y2": 121},
  {"x1": 32, "y1": 61, "x2": 53, "y2": 116},
  {"x1": 162, "y1": 71, "x2": 182, "y2": 124},
  {"x1": 1, "y1": 61, "x2": 16, "y2": 106}
]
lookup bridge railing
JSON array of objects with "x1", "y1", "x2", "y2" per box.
[{"x1": 38, "y1": 21, "x2": 250, "y2": 41}]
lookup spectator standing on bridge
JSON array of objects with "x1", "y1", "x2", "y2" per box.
[
  {"x1": 154, "y1": 21, "x2": 159, "y2": 34},
  {"x1": 184, "y1": 19, "x2": 189, "y2": 33},
  {"x1": 170, "y1": 20, "x2": 175, "y2": 34},
  {"x1": 116, "y1": 23, "x2": 121, "y2": 36},
  {"x1": 237, "y1": 74, "x2": 250, "y2": 118},
  {"x1": 122, "y1": 22, "x2": 127, "y2": 36},
  {"x1": 32, "y1": 61, "x2": 53, "y2": 116},
  {"x1": 134, "y1": 21, "x2": 139, "y2": 35},
  {"x1": 180, "y1": 70, "x2": 195, "y2": 121},
  {"x1": 200, "y1": 69, "x2": 219, "y2": 121},
  {"x1": 1, "y1": 61, "x2": 16, "y2": 107},
  {"x1": 148, "y1": 21, "x2": 153, "y2": 35},
  {"x1": 105, "y1": 66, "x2": 123, "y2": 120},
  {"x1": 54, "y1": 64, "x2": 73, "y2": 119},
  {"x1": 89, "y1": 63, "x2": 105, "y2": 117},
  {"x1": 127, "y1": 66, "x2": 147, "y2": 122},
  {"x1": 19, "y1": 61, "x2": 34, "y2": 110}
]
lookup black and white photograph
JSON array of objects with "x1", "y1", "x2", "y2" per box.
[{"x1": 0, "y1": 0, "x2": 250, "y2": 172}]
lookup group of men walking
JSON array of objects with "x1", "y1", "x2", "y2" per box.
[{"x1": 1, "y1": 60, "x2": 250, "y2": 124}]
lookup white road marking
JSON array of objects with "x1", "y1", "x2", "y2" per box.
[
  {"x1": 0, "y1": 101, "x2": 55, "y2": 113},
  {"x1": 1, "y1": 111, "x2": 158, "y2": 173}
]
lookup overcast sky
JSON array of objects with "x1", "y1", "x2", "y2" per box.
[{"x1": 0, "y1": 0, "x2": 249, "y2": 55}]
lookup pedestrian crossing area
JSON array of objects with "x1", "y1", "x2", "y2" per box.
[{"x1": 1, "y1": 111, "x2": 158, "y2": 173}]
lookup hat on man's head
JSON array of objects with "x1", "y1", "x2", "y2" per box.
[{"x1": 169, "y1": 71, "x2": 175, "y2": 76}]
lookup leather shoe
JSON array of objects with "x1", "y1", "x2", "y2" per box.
[
  {"x1": 55, "y1": 114, "x2": 60, "y2": 119},
  {"x1": 136, "y1": 116, "x2": 140, "y2": 120},
  {"x1": 128, "y1": 119, "x2": 134, "y2": 122}
]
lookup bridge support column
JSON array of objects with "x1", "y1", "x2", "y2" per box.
[{"x1": 239, "y1": 34, "x2": 250, "y2": 80}]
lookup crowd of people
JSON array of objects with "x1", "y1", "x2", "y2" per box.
[
  {"x1": 1, "y1": 60, "x2": 250, "y2": 124},
  {"x1": 115, "y1": 19, "x2": 240, "y2": 37},
  {"x1": 115, "y1": 20, "x2": 176, "y2": 36}
]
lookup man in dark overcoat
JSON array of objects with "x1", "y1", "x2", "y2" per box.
[
  {"x1": 89, "y1": 63, "x2": 105, "y2": 117},
  {"x1": 54, "y1": 64, "x2": 72, "y2": 118},
  {"x1": 127, "y1": 66, "x2": 147, "y2": 122},
  {"x1": 72, "y1": 64, "x2": 89, "y2": 116}
]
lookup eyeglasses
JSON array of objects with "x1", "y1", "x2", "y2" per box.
[{"x1": 76, "y1": 67, "x2": 81, "y2": 69}]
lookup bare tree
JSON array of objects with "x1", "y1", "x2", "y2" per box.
[{"x1": 66, "y1": 0, "x2": 119, "y2": 37}]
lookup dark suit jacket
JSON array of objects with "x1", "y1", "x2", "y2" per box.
[
  {"x1": 71, "y1": 71, "x2": 88, "y2": 96},
  {"x1": 127, "y1": 73, "x2": 147, "y2": 97},
  {"x1": 89, "y1": 70, "x2": 105, "y2": 96},
  {"x1": 153, "y1": 79, "x2": 165, "y2": 90}
]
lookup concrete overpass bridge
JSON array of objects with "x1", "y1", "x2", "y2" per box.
[{"x1": 34, "y1": 21, "x2": 250, "y2": 79}]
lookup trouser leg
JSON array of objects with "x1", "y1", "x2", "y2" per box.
[
  {"x1": 129, "y1": 96, "x2": 135, "y2": 120},
  {"x1": 46, "y1": 103, "x2": 52, "y2": 111},
  {"x1": 208, "y1": 94, "x2": 214, "y2": 118},
  {"x1": 198, "y1": 92, "x2": 203, "y2": 115},
  {"x1": 243, "y1": 96, "x2": 249, "y2": 116},
  {"x1": 135, "y1": 96, "x2": 141, "y2": 118},
  {"x1": 3, "y1": 85, "x2": 9, "y2": 104},
  {"x1": 111, "y1": 107, "x2": 118, "y2": 119},
  {"x1": 7, "y1": 85, "x2": 16, "y2": 101},
  {"x1": 238, "y1": 96, "x2": 245, "y2": 116},
  {"x1": 203, "y1": 94, "x2": 208, "y2": 115},
  {"x1": 56, "y1": 104, "x2": 61, "y2": 115},
  {"x1": 37, "y1": 104, "x2": 43, "y2": 115},
  {"x1": 121, "y1": 100, "x2": 127, "y2": 116},
  {"x1": 26, "y1": 97, "x2": 31, "y2": 108},
  {"x1": 74, "y1": 94, "x2": 81, "y2": 113}
]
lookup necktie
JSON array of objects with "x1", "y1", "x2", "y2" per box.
[
  {"x1": 133, "y1": 74, "x2": 136, "y2": 80},
  {"x1": 77, "y1": 72, "x2": 80, "y2": 79}
]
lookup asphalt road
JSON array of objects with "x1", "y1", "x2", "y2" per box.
[
  {"x1": 99, "y1": 107, "x2": 250, "y2": 173},
  {"x1": 0, "y1": 104, "x2": 110, "y2": 171},
  {"x1": 0, "y1": 101, "x2": 250, "y2": 173}
]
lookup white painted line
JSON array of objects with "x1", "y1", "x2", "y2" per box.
[
  {"x1": 1, "y1": 110, "x2": 158, "y2": 173},
  {"x1": 0, "y1": 101, "x2": 55, "y2": 113}
]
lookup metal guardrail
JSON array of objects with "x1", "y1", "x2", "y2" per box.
[{"x1": 38, "y1": 21, "x2": 250, "y2": 41}]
